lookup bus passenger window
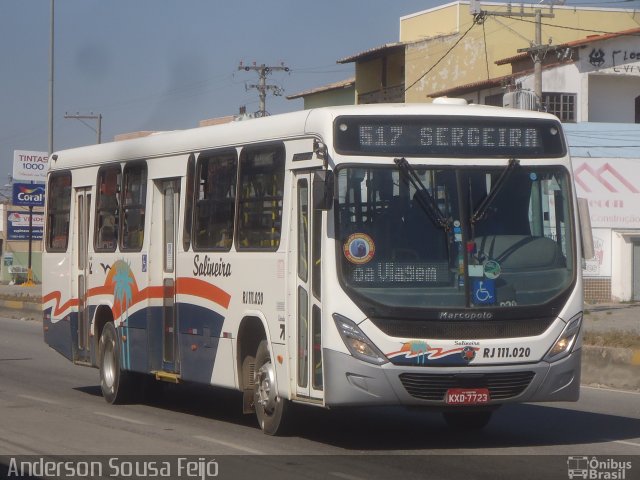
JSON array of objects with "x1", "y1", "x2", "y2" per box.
[
  {"x1": 237, "y1": 144, "x2": 285, "y2": 250},
  {"x1": 194, "y1": 150, "x2": 237, "y2": 250},
  {"x1": 46, "y1": 172, "x2": 72, "y2": 252},
  {"x1": 183, "y1": 154, "x2": 195, "y2": 251},
  {"x1": 95, "y1": 165, "x2": 120, "y2": 252},
  {"x1": 120, "y1": 163, "x2": 147, "y2": 251}
]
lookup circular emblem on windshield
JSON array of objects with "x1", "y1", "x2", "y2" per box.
[
  {"x1": 484, "y1": 260, "x2": 501, "y2": 279},
  {"x1": 344, "y1": 233, "x2": 375, "y2": 264}
]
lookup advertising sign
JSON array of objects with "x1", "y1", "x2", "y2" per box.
[
  {"x1": 13, "y1": 150, "x2": 49, "y2": 182},
  {"x1": 7, "y1": 211, "x2": 44, "y2": 241},
  {"x1": 12, "y1": 183, "x2": 45, "y2": 207},
  {"x1": 582, "y1": 228, "x2": 612, "y2": 278},
  {"x1": 573, "y1": 157, "x2": 640, "y2": 228}
]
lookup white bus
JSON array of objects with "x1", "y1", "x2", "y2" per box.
[{"x1": 43, "y1": 101, "x2": 592, "y2": 434}]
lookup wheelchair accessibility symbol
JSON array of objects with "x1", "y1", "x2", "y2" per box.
[{"x1": 472, "y1": 279, "x2": 496, "y2": 305}]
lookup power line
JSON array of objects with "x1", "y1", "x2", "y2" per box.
[
  {"x1": 482, "y1": 20, "x2": 490, "y2": 80},
  {"x1": 510, "y1": 16, "x2": 640, "y2": 36}
]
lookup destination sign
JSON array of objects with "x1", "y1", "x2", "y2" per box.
[{"x1": 334, "y1": 116, "x2": 566, "y2": 158}]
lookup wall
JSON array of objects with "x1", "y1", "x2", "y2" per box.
[
  {"x1": 356, "y1": 59, "x2": 384, "y2": 96},
  {"x1": 589, "y1": 75, "x2": 640, "y2": 123},
  {"x1": 400, "y1": 2, "x2": 460, "y2": 42},
  {"x1": 302, "y1": 87, "x2": 355, "y2": 109}
]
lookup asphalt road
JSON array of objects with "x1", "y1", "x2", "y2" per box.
[{"x1": 0, "y1": 316, "x2": 639, "y2": 480}]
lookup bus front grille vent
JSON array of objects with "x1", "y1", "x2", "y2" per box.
[
  {"x1": 371, "y1": 318, "x2": 555, "y2": 339},
  {"x1": 399, "y1": 371, "x2": 535, "y2": 401}
]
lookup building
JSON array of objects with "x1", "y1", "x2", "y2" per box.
[
  {"x1": 565, "y1": 123, "x2": 640, "y2": 303},
  {"x1": 290, "y1": 1, "x2": 639, "y2": 109},
  {"x1": 429, "y1": 27, "x2": 640, "y2": 123},
  {"x1": 286, "y1": 77, "x2": 355, "y2": 109},
  {"x1": 0, "y1": 203, "x2": 44, "y2": 284}
]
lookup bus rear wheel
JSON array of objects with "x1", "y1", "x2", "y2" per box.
[
  {"x1": 442, "y1": 410, "x2": 493, "y2": 430},
  {"x1": 253, "y1": 339, "x2": 290, "y2": 435},
  {"x1": 99, "y1": 322, "x2": 134, "y2": 404}
]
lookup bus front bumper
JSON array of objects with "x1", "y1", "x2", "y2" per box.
[{"x1": 322, "y1": 347, "x2": 581, "y2": 407}]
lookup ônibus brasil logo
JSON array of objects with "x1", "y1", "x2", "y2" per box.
[{"x1": 567, "y1": 456, "x2": 632, "y2": 479}]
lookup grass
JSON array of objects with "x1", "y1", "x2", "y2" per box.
[{"x1": 584, "y1": 331, "x2": 640, "y2": 349}]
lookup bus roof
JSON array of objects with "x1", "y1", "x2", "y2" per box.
[{"x1": 49, "y1": 103, "x2": 561, "y2": 171}]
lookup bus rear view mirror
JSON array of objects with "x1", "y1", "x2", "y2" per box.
[
  {"x1": 313, "y1": 170, "x2": 334, "y2": 210},
  {"x1": 577, "y1": 197, "x2": 594, "y2": 260}
]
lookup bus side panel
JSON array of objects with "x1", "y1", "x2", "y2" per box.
[
  {"x1": 43, "y1": 307, "x2": 74, "y2": 361},
  {"x1": 177, "y1": 303, "x2": 225, "y2": 384},
  {"x1": 123, "y1": 323, "x2": 149, "y2": 374},
  {"x1": 146, "y1": 305, "x2": 164, "y2": 374}
]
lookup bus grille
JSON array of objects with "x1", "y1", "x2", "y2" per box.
[
  {"x1": 399, "y1": 371, "x2": 535, "y2": 401},
  {"x1": 370, "y1": 318, "x2": 554, "y2": 339}
]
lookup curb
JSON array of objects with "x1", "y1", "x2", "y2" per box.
[{"x1": 0, "y1": 299, "x2": 41, "y2": 314}]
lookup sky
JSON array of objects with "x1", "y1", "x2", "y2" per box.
[{"x1": 0, "y1": 0, "x2": 635, "y2": 185}]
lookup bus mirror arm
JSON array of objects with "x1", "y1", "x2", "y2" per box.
[
  {"x1": 577, "y1": 197, "x2": 594, "y2": 260},
  {"x1": 313, "y1": 170, "x2": 334, "y2": 210}
]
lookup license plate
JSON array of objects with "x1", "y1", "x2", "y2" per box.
[{"x1": 445, "y1": 388, "x2": 490, "y2": 405}]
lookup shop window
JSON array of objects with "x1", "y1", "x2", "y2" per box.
[
  {"x1": 542, "y1": 92, "x2": 576, "y2": 122},
  {"x1": 484, "y1": 93, "x2": 503, "y2": 107}
]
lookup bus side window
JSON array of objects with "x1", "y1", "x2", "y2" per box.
[
  {"x1": 183, "y1": 154, "x2": 195, "y2": 251},
  {"x1": 46, "y1": 171, "x2": 72, "y2": 252},
  {"x1": 237, "y1": 144, "x2": 285, "y2": 250},
  {"x1": 193, "y1": 150, "x2": 237, "y2": 250},
  {"x1": 94, "y1": 165, "x2": 121, "y2": 252},
  {"x1": 120, "y1": 162, "x2": 147, "y2": 251}
]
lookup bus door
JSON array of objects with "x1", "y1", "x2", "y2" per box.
[
  {"x1": 160, "y1": 179, "x2": 180, "y2": 373},
  {"x1": 74, "y1": 187, "x2": 92, "y2": 363},
  {"x1": 292, "y1": 173, "x2": 324, "y2": 401}
]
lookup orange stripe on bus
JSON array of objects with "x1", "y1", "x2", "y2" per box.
[
  {"x1": 42, "y1": 291, "x2": 79, "y2": 317},
  {"x1": 176, "y1": 278, "x2": 231, "y2": 309}
]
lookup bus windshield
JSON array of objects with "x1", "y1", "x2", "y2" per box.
[{"x1": 335, "y1": 163, "x2": 575, "y2": 313}]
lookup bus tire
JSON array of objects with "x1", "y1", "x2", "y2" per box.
[
  {"x1": 99, "y1": 322, "x2": 134, "y2": 404},
  {"x1": 442, "y1": 410, "x2": 493, "y2": 430},
  {"x1": 254, "y1": 339, "x2": 290, "y2": 435}
]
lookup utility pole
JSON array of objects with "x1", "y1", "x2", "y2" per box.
[
  {"x1": 64, "y1": 112, "x2": 103, "y2": 143},
  {"x1": 238, "y1": 62, "x2": 290, "y2": 117},
  {"x1": 48, "y1": 0, "x2": 55, "y2": 155},
  {"x1": 470, "y1": 1, "x2": 555, "y2": 109}
]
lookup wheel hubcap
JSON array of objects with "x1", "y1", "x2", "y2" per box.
[
  {"x1": 103, "y1": 339, "x2": 116, "y2": 388},
  {"x1": 256, "y1": 360, "x2": 277, "y2": 415}
]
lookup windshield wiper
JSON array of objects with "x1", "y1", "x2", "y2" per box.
[
  {"x1": 471, "y1": 158, "x2": 520, "y2": 224},
  {"x1": 394, "y1": 157, "x2": 451, "y2": 230}
]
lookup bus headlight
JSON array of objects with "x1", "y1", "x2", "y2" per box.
[
  {"x1": 544, "y1": 313, "x2": 582, "y2": 363},
  {"x1": 333, "y1": 314, "x2": 388, "y2": 365}
]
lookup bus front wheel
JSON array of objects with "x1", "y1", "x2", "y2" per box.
[
  {"x1": 99, "y1": 322, "x2": 134, "y2": 404},
  {"x1": 253, "y1": 339, "x2": 290, "y2": 435}
]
